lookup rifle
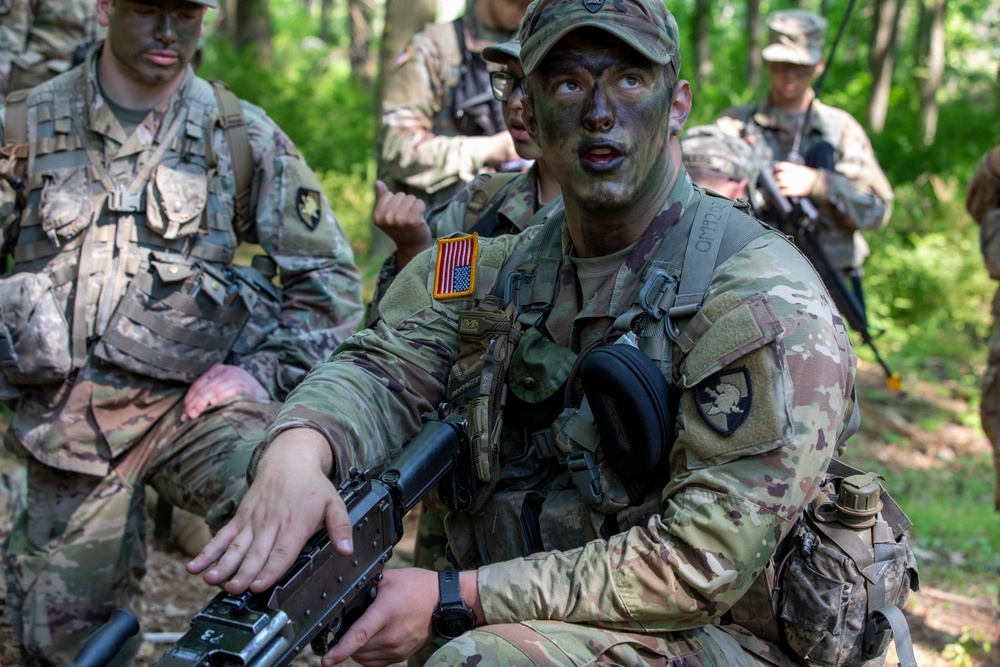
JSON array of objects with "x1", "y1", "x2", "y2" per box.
[
  {"x1": 60, "y1": 608, "x2": 140, "y2": 667},
  {"x1": 157, "y1": 416, "x2": 467, "y2": 667},
  {"x1": 756, "y1": 168, "x2": 901, "y2": 393}
]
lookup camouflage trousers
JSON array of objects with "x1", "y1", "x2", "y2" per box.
[
  {"x1": 424, "y1": 621, "x2": 785, "y2": 667},
  {"x1": 2, "y1": 395, "x2": 278, "y2": 666},
  {"x1": 980, "y1": 293, "x2": 1000, "y2": 511}
]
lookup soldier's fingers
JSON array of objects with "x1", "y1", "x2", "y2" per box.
[
  {"x1": 326, "y1": 496, "x2": 355, "y2": 556},
  {"x1": 323, "y1": 604, "x2": 386, "y2": 666},
  {"x1": 223, "y1": 523, "x2": 282, "y2": 594},
  {"x1": 375, "y1": 180, "x2": 389, "y2": 198},
  {"x1": 186, "y1": 519, "x2": 240, "y2": 575},
  {"x1": 246, "y1": 528, "x2": 310, "y2": 593}
]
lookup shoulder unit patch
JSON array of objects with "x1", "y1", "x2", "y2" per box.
[
  {"x1": 695, "y1": 367, "x2": 752, "y2": 436},
  {"x1": 296, "y1": 188, "x2": 322, "y2": 230},
  {"x1": 434, "y1": 234, "x2": 478, "y2": 299}
]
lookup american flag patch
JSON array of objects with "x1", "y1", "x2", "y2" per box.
[{"x1": 434, "y1": 234, "x2": 478, "y2": 299}]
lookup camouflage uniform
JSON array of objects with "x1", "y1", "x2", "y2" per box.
[
  {"x1": 256, "y1": 168, "x2": 857, "y2": 664},
  {"x1": 681, "y1": 123, "x2": 761, "y2": 191},
  {"x1": 0, "y1": 0, "x2": 100, "y2": 97},
  {"x1": 379, "y1": 0, "x2": 515, "y2": 210},
  {"x1": 967, "y1": 145, "x2": 1000, "y2": 512},
  {"x1": 0, "y1": 41, "x2": 363, "y2": 663},
  {"x1": 717, "y1": 11, "x2": 893, "y2": 274}
]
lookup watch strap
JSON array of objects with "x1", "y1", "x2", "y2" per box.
[{"x1": 438, "y1": 569, "x2": 464, "y2": 606}]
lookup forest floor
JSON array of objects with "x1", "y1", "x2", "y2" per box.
[{"x1": 0, "y1": 360, "x2": 997, "y2": 666}]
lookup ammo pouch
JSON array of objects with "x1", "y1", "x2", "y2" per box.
[
  {"x1": 729, "y1": 463, "x2": 919, "y2": 667},
  {"x1": 0, "y1": 272, "x2": 72, "y2": 386},
  {"x1": 439, "y1": 300, "x2": 521, "y2": 513},
  {"x1": 94, "y1": 253, "x2": 257, "y2": 382}
]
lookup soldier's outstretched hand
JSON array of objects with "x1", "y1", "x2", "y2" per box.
[{"x1": 186, "y1": 428, "x2": 354, "y2": 594}]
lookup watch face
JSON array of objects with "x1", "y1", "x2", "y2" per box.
[{"x1": 434, "y1": 607, "x2": 476, "y2": 639}]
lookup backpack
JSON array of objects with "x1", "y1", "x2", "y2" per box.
[{"x1": 450, "y1": 18, "x2": 504, "y2": 137}]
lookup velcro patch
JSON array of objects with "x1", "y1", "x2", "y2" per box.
[
  {"x1": 695, "y1": 367, "x2": 752, "y2": 436},
  {"x1": 434, "y1": 234, "x2": 478, "y2": 299},
  {"x1": 296, "y1": 188, "x2": 322, "y2": 230}
]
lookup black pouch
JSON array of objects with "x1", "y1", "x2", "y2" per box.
[{"x1": 580, "y1": 344, "x2": 674, "y2": 483}]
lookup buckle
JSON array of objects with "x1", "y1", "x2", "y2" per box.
[
  {"x1": 108, "y1": 187, "x2": 144, "y2": 213},
  {"x1": 566, "y1": 451, "x2": 604, "y2": 505},
  {"x1": 638, "y1": 268, "x2": 677, "y2": 320}
]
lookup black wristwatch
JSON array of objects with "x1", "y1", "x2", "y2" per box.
[{"x1": 431, "y1": 570, "x2": 477, "y2": 639}]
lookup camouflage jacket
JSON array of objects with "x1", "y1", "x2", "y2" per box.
[
  {"x1": 718, "y1": 93, "x2": 893, "y2": 270},
  {"x1": 257, "y1": 174, "x2": 857, "y2": 650},
  {"x1": 0, "y1": 44, "x2": 363, "y2": 476},
  {"x1": 378, "y1": 0, "x2": 515, "y2": 210},
  {"x1": 366, "y1": 164, "x2": 556, "y2": 324},
  {"x1": 0, "y1": 0, "x2": 100, "y2": 97}
]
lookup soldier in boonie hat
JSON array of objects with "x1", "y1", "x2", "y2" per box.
[
  {"x1": 761, "y1": 9, "x2": 827, "y2": 66},
  {"x1": 518, "y1": 0, "x2": 681, "y2": 76}
]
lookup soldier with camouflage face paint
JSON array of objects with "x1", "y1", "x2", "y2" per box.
[
  {"x1": 717, "y1": 10, "x2": 893, "y2": 317},
  {"x1": 0, "y1": 0, "x2": 101, "y2": 97},
  {"x1": 967, "y1": 143, "x2": 1000, "y2": 514},
  {"x1": 0, "y1": 0, "x2": 363, "y2": 663},
  {"x1": 191, "y1": 0, "x2": 858, "y2": 665}
]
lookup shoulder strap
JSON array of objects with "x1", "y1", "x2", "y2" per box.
[
  {"x1": 465, "y1": 172, "x2": 520, "y2": 235},
  {"x1": 210, "y1": 80, "x2": 253, "y2": 239}
]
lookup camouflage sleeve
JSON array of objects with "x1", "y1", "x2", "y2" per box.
[
  {"x1": 809, "y1": 110, "x2": 893, "y2": 233},
  {"x1": 0, "y1": 0, "x2": 31, "y2": 97},
  {"x1": 380, "y1": 31, "x2": 488, "y2": 196},
  {"x1": 251, "y1": 235, "x2": 521, "y2": 483},
  {"x1": 0, "y1": 105, "x2": 18, "y2": 247},
  {"x1": 232, "y1": 105, "x2": 364, "y2": 401},
  {"x1": 967, "y1": 145, "x2": 1000, "y2": 224},
  {"x1": 477, "y1": 235, "x2": 857, "y2": 630}
]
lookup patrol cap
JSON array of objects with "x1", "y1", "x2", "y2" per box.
[
  {"x1": 681, "y1": 125, "x2": 759, "y2": 182},
  {"x1": 761, "y1": 10, "x2": 827, "y2": 66},
  {"x1": 482, "y1": 39, "x2": 521, "y2": 66},
  {"x1": 518, "y1": 0, "x2": 680, "y2": 77},
  {"x1": 184, "y1": 0, "x2": 219, "y2": 7}
]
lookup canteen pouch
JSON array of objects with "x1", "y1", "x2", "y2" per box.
[
  {"x1": 0, "y1": 272, "x2": 71, "y2": 386},
  {"x1": 580, "y1": 344, "x2": 673, "y2": 482},
  {"x1": 94, "y1": 253, "x2": 251, "y2": 382}
]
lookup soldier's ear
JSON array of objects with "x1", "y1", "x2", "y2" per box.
[
  {"x1": 97, "y1": 0, "x2": 113, "y2": 28},
  {"x1": 668, "y1": 80, "x2": 692, "y2": 137}
]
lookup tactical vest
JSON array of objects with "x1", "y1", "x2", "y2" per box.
[
  {"x1": 441, "y1": 190, "x2": 773, "y2": 566},
  {"x1": 0, "y1": 72, "x2": 278, "y2": 385}
]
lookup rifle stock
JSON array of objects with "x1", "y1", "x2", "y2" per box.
[
  {"x1": 756, "y1": 169, "x2": 901, "y2": 393},
  {"x1": 157, "y1": 416, "x2": 466, "y2": 667}
]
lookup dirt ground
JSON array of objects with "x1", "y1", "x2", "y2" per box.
[{"x1": 0, "y1": 360, "x2": 997, "y2": 666}]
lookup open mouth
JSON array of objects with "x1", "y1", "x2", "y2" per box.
[{"x1": 579, "y1": 142, "x2": 625, "y2": 172}]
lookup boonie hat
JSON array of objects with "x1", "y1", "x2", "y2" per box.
[
  {"x1": 518, "y1": 0, "x2": 680, "y2": 76},
  {"x1": 482, "y1": 39, "x2": 521, "y2": 65},
  {"x1": 681, "y1": 125, "x2": 760, "y2": 183},
  {"x1": 761, "y1": 10, "x2": 827, "y2": 66}
]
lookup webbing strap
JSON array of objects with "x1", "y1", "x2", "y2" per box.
[
  {"x1": 466, "y1": 172, "x2": 520, "y2": 236},
  {"x1": 868, "y1": 607, "x2": 918, "y2": 667},
  {"x1": 211, "y1": 81, "x2": 253, "y2": 240},
  {"x1": 701, "y1": 625, "x2": 752, "y2": 667},
  {"x1": 670, "y1": 196, "x2": 736, "y2": 322}
]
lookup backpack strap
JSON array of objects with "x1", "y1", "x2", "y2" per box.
[
  {"x1": 210, "y1": 80, "x2": 253, "y2": 240},
  {"x1": 465, "y1": 172, "x2": 520, "y2": 236}
]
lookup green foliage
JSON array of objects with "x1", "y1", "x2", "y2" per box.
[{"x1": 198, "y1": 1, "x2": 378, "y2": 258}]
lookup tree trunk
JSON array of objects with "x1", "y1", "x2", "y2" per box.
[
  {"x1": 370, "y1": 0, "x2": 437, "y2": 256},
  {"x1": 320, "y1": 0, "x2": 333, "y2": 41},
  {"x1": 227, "y1": 0, "x2": 272, "y2": 60},
  {"x1": 692, "y1": 0, "x2": 712, "y2": 89},
  {"x1": 746, "y1": 0, "x2": 762, "y2": 91},
  {"x1": 918, "y1": 0, "x2": 947, "y2": 145},
  {"x1": 866, "y1": 0, "x2": 906, "y2": 133},
  {"x1": 349, "y1": 0, "x2": 377, "y2": 86}
]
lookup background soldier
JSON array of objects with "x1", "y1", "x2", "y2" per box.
[
  {"x1": 0, "y1": 0, "x2": 363, "y2": 663},
  {"x1": 0, "y1": 0, "x2": 100, "y2": 97},
  {"x1": 966, "y1": 143, "x2": 1000, "y2": 513},
  {"x1": 191, "y1": 0, "x2": 863, "y2": 664},
  {"x1": 377, "y1": 0, "x2": 532, "y2": 212},
  {"x1": 717, "y1": 9, "x2": 893, "y2": 317},
  {"x1": 681, "y1": 123, "x2": 760, "y2": 202}
]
